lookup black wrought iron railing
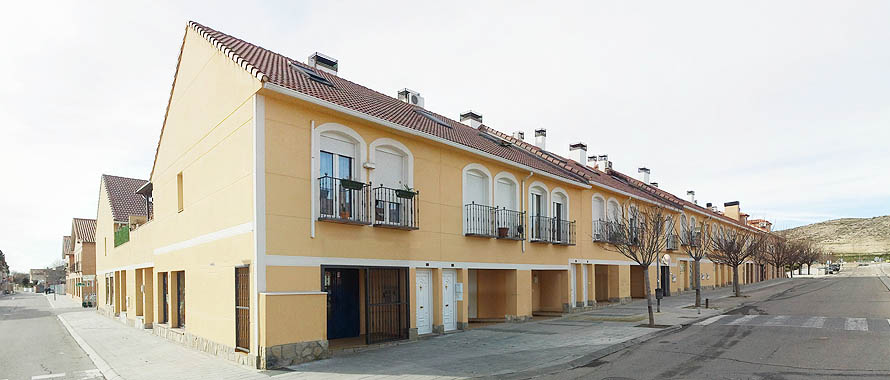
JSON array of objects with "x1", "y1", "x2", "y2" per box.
[
  {"x1": 373, "y1": 186, "x2": 419, "y2": 230},
  {"x1": 464, "y1": 203, "x2": 496, "y2": 237},
  {"x1": 592, "y1": 220, "x2": 620, "y2": 243},
  {"x1": 494, "y1": 208, "x2": 525, "y2": 240},
  {"x1": 530, "y1": 216, "x2": 576, "y2": 245},
  {"x1": 318, "y1": 175, "x2": 371, "y2": 224}
]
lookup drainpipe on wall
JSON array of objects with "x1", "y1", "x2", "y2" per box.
[
  {"x1": 310, "y1": 120, "x2": 317, "y2": 239},
  {"x1": 521, "y1": 171, "x2": 534, "y2": 253}
]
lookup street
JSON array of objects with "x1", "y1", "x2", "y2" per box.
[
  {"x1": 538, "y1": 264, "x2": 890, "y2": 380},
  {"x1": 0, "y1": 292, "x2": 101, "y2": 380}
]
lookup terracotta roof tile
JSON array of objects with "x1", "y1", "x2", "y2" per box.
[
  {"x1": 186, "y1": 22, "x2": 587, "y2": 184},
  {"x1": 71, "y1": 218, "x2": 96, "y2": 244},
  {"x1": 62, "y1": 236, "x2": 71, "y2": 258},
  {"x1": 102, "y1": 175, "x2": 150, "y2": 222}
]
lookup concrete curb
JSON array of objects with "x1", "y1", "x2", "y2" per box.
[{"x1": 58, "y1": 314, "x2": 124, "y2": 380}]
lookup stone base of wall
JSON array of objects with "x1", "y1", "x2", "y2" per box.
[
  {"x1": 432, "y1": 325, "x2": 445, "y2": 334},
  {"x1": 457, "y1": 322, "x2": 469, "y2": 330},
  {"x1": 408, "y1": 327, "x2": 418, "y2": 340},
  {"x1": 262, "y1": 340, "x2": 329, "y2": 369},
  {"x1": 152, "y1": 322, "x2": 259, "y2": 369},
  {"x1": 505, "y1": 314, "x2": 531, "y2": 323}
]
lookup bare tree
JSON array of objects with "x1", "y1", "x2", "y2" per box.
[
  {"x1": 606, "y1": 203, "x2": 669, "y2": 327},
  {"x1": 708, "y1": 227, "x2": 763, "y2": 297},
  {"x1": 678, "y1": 218, "x2": 712, "y2": 307},
  {"x1": 764, "y1": 235, "x2": 791, "y2": 279}
]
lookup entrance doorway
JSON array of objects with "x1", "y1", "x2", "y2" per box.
[
  {"x1": 416, "y1": 269, "x2": 432, "y2": 335},
  {"x1": 324, "y1": 266, "x2": 409, "y2": 347},
  {"x1": 159, "y1": 272, "x2": 168, "y2": 324},
  {"x1": 175, "y1": 271, "x2": 185, "y2": 328},
  {"x1": 442, "y1": 269, "x2": 457, "y2": 331},
  {"x1": 235, "y1": 266, "x2": 250, "y2": 353}
]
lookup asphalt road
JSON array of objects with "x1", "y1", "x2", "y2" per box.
[
  {"x1": 538, "y1": 264, "x2": 890, "y2": 380},
  {"x1": 0, "y1": 292, "x2": 101, "y2": 380}
]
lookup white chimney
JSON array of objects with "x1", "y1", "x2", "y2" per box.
[
  {"x1": 460, "y1": 110, "x2": 483, "y2": 128},
  {"x1": 569, "y1": 142, "x2": 587, "y2": 164},
  {"x1": 398, "y1": 88, "x2": 424, "y2": 108},
  {"x1": 512, "y1": 131, "x2": 525, "y2": 141},
  {"x1": 308, "y1": 52, "x2": 338, "y2": 75},
  {"x1": 687, "y1": 190, "x2": 696, "y2": 205},
  {"x1": 596, "y1": 155, "x2": 611, "y2": 172},
  {"x1": 638, "y1": 167, "x2": 651, "y2": 185},
  {"x1": 534, "y1": 129, "x2": 547, "y2": 150}
]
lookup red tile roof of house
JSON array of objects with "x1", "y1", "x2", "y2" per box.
[
  {"x1": 62, "y1": 236, "x2": 71, "y2": 258},
  {"x1": 175, "y1": 22, "x2": 587, "y2": 184},
  {"x1": 102, "y1": 175, "x2": 150, "y2": 223},
  {"x1": 71, "y1": 218, "x2": 96, "y2": 244}
]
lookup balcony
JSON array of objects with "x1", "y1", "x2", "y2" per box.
[
  {"x1": 464, "y1": 203, "x2": 525, "y2": 239},
  {"x1": 372, "y1": 186, "x2": 419, "y2": 230},
  {"x1": 318, "y1": 175, "x2": 372, "y2": 225},
  {"x1": 592, "y1": 220, "x2": 621, "y2": 244},
  {"x1": 530, "y1": 216, "x2": 576, "y2": 245}
]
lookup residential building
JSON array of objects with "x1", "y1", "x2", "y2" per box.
[
  {"x1": 68, "y1": 218, "x2": 97, "y2": 303},
  {"x1": 94, "y1": 22, "x2": 776, "y2": 369}
]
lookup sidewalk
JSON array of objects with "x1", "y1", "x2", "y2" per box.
[{"x1": 55, "y1": 278, "x2": 794, "y2": 380}]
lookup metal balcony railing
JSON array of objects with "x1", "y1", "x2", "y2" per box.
[
  {"x1": 372, "y1": 186, "x2": 419, "y2": 230},
  {"x1": 592, "y1": 220, "x2": 621, "y2": 243},
  {"x1": 494, "y1": 208, "x2": 525, "y2": 240},
  {"x1": 318, "y1": 175, "x2": 371, "y2": 225},
  {"x1": 464, "y1": 203, "x2": 497, "y2": 237},
  {"x1": 530, "y1": 216, "x2": 576, "y2": 245}
]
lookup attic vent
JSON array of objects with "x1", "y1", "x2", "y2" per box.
[
  {"x1": 415, "y1": 109, "x2": 450, "y2": 128},
  {"x1": 291, "y1": 63, "x2": 334, "y2": 87}
]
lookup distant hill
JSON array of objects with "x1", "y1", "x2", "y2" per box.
[{"x1": 780, "y1": 215, "x2": 890, "y2": 256}]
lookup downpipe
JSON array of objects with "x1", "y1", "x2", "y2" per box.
[{"x1": 521, "y1": 171, "x2": 533, "y2": 253}]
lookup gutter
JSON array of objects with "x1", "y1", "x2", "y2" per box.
[{"x1": 263, "y1": 82, "x2": 591, "y2": 189}]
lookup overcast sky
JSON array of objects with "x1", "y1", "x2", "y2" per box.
[{"x1": 2, "y1": 1, "x2": 888, "y2": 272}]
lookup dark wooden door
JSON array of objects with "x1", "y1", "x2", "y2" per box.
[
  {"x1": 160, "y1": 273, "x2": 168, "y2": 324},
  {"x1": 235, "y1": 267, "x2": 250, "y2": 352},
  {"x1": 176, "y1": 271, "x2": 185, "y2": 328},
  {"x1": 324, "y1": 268, "x2": 360, "y2": 340},
  {"x1": 366, "y1": 267, "x2": 408, "y2": 344}
]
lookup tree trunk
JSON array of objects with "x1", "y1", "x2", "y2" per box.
[
  {"x1": 643, "y1": 266, "x2": 655, "y2": 327},
  {"x1": 807, "y1": 263, "x2": 811, "y2": 275},
  {"x1": 732, "y1": 265, "x2": 740, "y2": 297},
  {"x1": 694, "y1": 259, "x2": 702, "y2": 307}
]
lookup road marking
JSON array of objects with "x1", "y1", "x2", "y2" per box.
[
  {"x1": 695, "y1": 314, "x2": 728, "y2": 326},
  {"x1": 845, "y1": 318, "x2": 868, "y2": 331},
  {"x1": 32, "y1": 374, "x2": 65, "y2": 379},
  {"x1": 763, "y1": 315, "x2": 790, "y2": 326},
  {"x1": 802, "y1": 316, "x2": 826, "y2": 328},
  {"x1": 57, "y1": 315, "x2": 121, "y2": 380},
  {"x1": 726, "y1": 315, "x2": 758, "y2": 325}
]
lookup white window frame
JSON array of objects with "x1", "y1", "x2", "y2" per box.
[
  {"x1": 462, "y1": 163, "x2": 493, "y2": 234},
  {"x1": 493, "y1": 172, "x2": 520, "y2": 211},
  {"x1": 312, "y1": 123, "x2": 367, "y2": 221},
  {"x1": 550, "y1": 187, "x2": 570, "y2": 221},
  {"x1": 368, "y1": 138, "x2": 414, "y2": 188}
]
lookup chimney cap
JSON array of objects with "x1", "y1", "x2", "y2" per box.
[
  {"x1": 687, "y1": 190, "x2": 695, "y2": 195},
  {"x1": 650, "y1": 182, "x2": 659, "y2": 187},
  {"x1": 569, "y1": 142, "x2": 587, "y2": 150},
  {"x1": 706, "y1": 202, "x2": 713, "y2": 207},
  {"x1": 724, "y1": 201, "x2": 740, "y2": 207},
  {"x1": 460, "y1": 110, "x2": 483, "y2": 122},
  {"x1": 308, "y1": 52, "x2": 338, "y2": 72},
  {"x1": 587, "y1": 155, "x2": 597, "y2": 162},
  {"x1": 534, "y1": 128, "x2": 547, "y2": 137},
  {"x1": 598, "y1": 154, "x2": 608, "y2": 160},
  {"x1": 638, "y1": 167, "x2": 650, "y2": 174}
]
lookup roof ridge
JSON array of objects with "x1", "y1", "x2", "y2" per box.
[{"x1": 481, "y1": 127, "x2": 594, "y2": 180}]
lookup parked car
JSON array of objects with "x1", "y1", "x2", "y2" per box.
[{"x1": 44, "y1": 288, "x2": 54, "y2": 294}]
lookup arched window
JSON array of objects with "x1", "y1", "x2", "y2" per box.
[
  {"x1": 369, "y1": 138, "x2": 414, "y2": 226},
  {"x1": 463, "y1": 164, "x2": 492, "y2": 235},
  {"x1": 607, "y1": 199, "x2": 622, "y2": 222},
  {"x1": 680, "y1": 214, "x2": 688, "y2": 235},
  {"x1": 315, "y1": 123, "x2": 367, "y2": 220},
  {"x1": 592, "y1": 195, "x2": 606, "y2": 240},
  {"x1": 529, "y1": 182, "x2": 549, "y2": 241},
  {"x1": 493, "y1": 172, "x2": 519, "y2": 211}
]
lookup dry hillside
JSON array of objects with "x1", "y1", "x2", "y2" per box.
[{"x1": 780, "y1": 215, "x2": 890, "y2": 255}]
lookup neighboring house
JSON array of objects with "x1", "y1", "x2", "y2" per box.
[
  {"x1": 63, "y1": 235, "x2": 73, "y2": 291},
  {"x1": 68, "y1": 218, "x2": 97, "y2": 302},
  {"x1": 93, "y1": 21, "x2": 776, "y2": 370}
]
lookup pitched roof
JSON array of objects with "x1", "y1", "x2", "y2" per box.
[
  {"x1": 175, "y1": 22, "x2": 587, "y2": 184},
  {"x1": 71, "y1": 218, "x2": 96, "y2": 244},
  {"x1": 102, "y1": 174, "x2": 150, "y2": 222},
  {"x1": 62, "y1": 236, "x2": 71, "y2": 258}
]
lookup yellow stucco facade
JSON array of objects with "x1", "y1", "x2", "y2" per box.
[{"x1": 89, "y1": 23, "x2": 778, "y2": 370}]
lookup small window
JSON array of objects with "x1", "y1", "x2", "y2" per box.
[
  {"x1": 291, "y1": 63, "x2": 335, "y2": 87},
  {"x1": 177, "y1": 172, "x2": 184, "y2": 212},
  {"x1": 415, "y1": 109, "x2": 451, "y2": 128}
]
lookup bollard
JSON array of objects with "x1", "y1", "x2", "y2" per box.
[{"x1": 706, "y1": 298, "x2": 709, "y2": 308}]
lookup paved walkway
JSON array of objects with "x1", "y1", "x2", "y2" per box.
[{"x1": 54, "y1": 278, "x2": 791, "y2": 380}]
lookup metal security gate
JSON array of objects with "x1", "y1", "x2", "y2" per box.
[
  {"x1": 235, "y1": 267, "x2": 250, "y2": 352},
  {"x1": 365, "y1": 267, "x2": 408, "y2": 344},
  {"x1": 160, "y1": 273, "x2": 168, "y2": 324},
  {"x1": 176, "y1": 271, "x2": 185, "y2": 328}
]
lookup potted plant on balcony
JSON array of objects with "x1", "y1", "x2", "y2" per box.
[
  {"x1": 338, "y1": 202, "x2": 351, "y2": 219},
  {"x1": 497, "y1": 226, "x2": 510, "y2": 238},
  {"x1": 340, "y1": 178, "x2": 365, "y2": 191},
  {"x1": 396, "y1": 183, "x2": 417, "y2": 199}
]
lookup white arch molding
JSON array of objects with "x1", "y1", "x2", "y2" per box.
[
  {"x1": 313, "y1": 122, "x2": 368, "y2": 182},
  {"x1": 368, "y1": 137, "x2": 414, "y2": 188},
  {"x1": 527, "y1": 181, "x2": 550, "y2": 217},
  {"x1": 493, "y1": 171, "x2": 521, "y2": 211},
  {"x1": 551, "y1": 187, "x2": 570, "y2": 220}
]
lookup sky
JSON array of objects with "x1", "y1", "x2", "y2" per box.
[{"x1": 1, "y1": 1, "x2": 888, "y2": 272}]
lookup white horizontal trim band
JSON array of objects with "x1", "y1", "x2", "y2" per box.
[
  {"x1": 263, "y1": 254, "x2": 568, "y2": 270},
  {"x1": 261, "y1": 291, "x2": 327, "y2": 296},
  {"x1": 97, "y1": 262, "x2": 154, "y2": 275},
  {"x1": 153, "y1": 222, "x2": 254, "y2": 255}
]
